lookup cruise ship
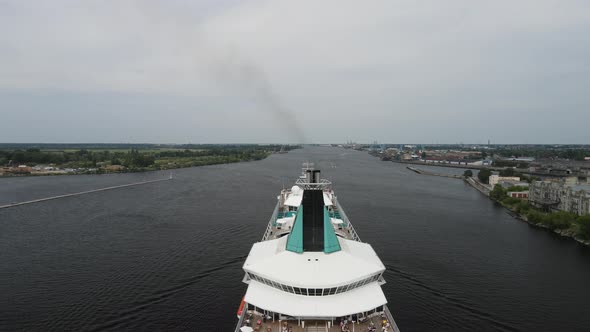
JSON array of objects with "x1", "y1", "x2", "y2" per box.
[{"x1": 235, "y1": 164, "x2": 400, "y2": 332}]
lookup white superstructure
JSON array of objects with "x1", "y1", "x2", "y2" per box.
[{"x1": 235, "y1": 165, "x2": 400, "y2": 332}]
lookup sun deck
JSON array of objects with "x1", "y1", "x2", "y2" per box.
[{"x1": 262, "y1": 189, "x2": 361, "y2": 243}]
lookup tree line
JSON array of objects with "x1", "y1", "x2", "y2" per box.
[{"x1": 0, "y1": 145, "x2": 294, "y2": 169}]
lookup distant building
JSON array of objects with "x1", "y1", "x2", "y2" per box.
[
  {"x1": 4, "y1": 165, "x2": 32, "y2": 175},
  {"x1": 549, "y1": 168, "x2": 572, "y2": 175},
  {"x1": 468, "y1": 159, "x2": 493, "y2": 166},
  {"x1": 505, "y1": 157, "x2": 535, "y2": 162},
  {"x1": 489, "y1": 175, "x2": 520, "y2": 188},
  {"x1": 499, "y1": 181, "x2": 529, "y2": 189},
  {"x1": 529, "y1": 180, "x2": 590, "y2": 216},
  {"x1": 564, "y1": 177, "x2": 579, "y2": 185},
  {"x1": 508, "y1": 191, "x2": 529, "y2": 199}
]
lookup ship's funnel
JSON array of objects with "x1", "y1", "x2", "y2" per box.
[
  {"x1": 302, "y1": 185, "x2": 324, "y2": 251},
  {"x1": 287, "y1": 169, "x2": 340, "y2": 253},
  {"x1": 304, "y1": 169, "x2": 321, "y2": 183}
]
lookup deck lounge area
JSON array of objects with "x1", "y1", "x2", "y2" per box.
[{"x1": 239, "y1": 310, "x2": 398, "y2": 332}]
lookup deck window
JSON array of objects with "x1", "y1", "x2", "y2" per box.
[{"x1": 248, "y1": 272, "x2": 382, "y2": 296}]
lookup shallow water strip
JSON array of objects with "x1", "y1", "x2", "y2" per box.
[{"x1": 0, "y1": 177, "x2": 171, "y2": 209}]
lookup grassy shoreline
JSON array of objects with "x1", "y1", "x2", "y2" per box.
[
  {"x1": 1, "y1": 144, "x2": 299, "y2": 177},
  {"x1": 488, "y1": 183, "x2": 590, "y2": 246}
]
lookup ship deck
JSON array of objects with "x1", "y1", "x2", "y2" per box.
[
  {"x1": 263, "y1": 192, "x2": 362, "y2": 243},
  {"x1": 240, "y1": 310, "x2": 398, "y2": 332},
  {"x1": 236, "y1": 182, "x2": 400, "y2": 332}
]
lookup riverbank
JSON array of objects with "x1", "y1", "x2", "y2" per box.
[
  {"x1": 500, "y1": 200, "x2": 590, "y2": 246},
  {"x1": 396, "y1": 159, "x2": 499, "y2": 170},
  {"x1": 0, "y1": 155, "x2": 270, "y2": 177},
  {"x1": 392, "y1": 159, "x2": 566, "y2": 178},
  {"x1": 463, "y1": 176, "x2": 491, "y2": 196},
  {"x1": 406, "y1": 166, "x2": 463, "y2": 179},
  {"x1": 406, "y1": 165, "x2": 590, "y2": 246},
  {"x1": 0, "y1": 145, "x2": 298, "y2": 177},
  {"x1": 524, "y1": 215, "x2": 589, "y2": 245},
  {"x1": 463, "y1": 176, "x2": 590, "y2": 246}
]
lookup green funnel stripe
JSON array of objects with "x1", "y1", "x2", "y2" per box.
[
  {"x1": 286, "y1": 206, "x2": 304, "y2": 253},
  {"x1": 323, "y1": 207, "x2": 341, "y2": 253}
]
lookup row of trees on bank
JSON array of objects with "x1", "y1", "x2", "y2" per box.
[
  {"x1": 0, "y1": 145, "x2": 292, "y2": 170},
  {"x1": 489, "y1": 184, "x2": 590, "y2": 240}
]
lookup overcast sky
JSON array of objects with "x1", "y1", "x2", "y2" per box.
[{"x1": 1, "y1": 0, "x2": 589, "y2": 144}]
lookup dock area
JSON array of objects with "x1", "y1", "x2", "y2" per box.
[
  {"x1": 406, "y1": 166, "x2": 462, "y2": 179},
  {"x1": 463, "y1": 176, "x2": 491, "y2": 196}
]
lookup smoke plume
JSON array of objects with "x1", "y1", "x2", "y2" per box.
[{"x1": 208, "y1": 49, "x2": 307, "y2": 144}]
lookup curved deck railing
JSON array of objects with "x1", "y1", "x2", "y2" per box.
[
  {"x1": 334, "y1": 197, "x2": 361, "y2": 242},
  {"x1": 262, "y1": 201, "x2": 280, "y2": 241},
  {"x1": 385, "y1": 305, "x2": 402, "y2": 332},
  {"x1": 234, "y1": 302, "x2": 248, "y2": 332}
]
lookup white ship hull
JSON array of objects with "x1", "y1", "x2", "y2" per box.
[{"x1": 235, "y1": 166, "x2": 400, "y2": 332}]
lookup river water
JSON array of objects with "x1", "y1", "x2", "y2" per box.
[{"x1": 1, "y1": 147, "x2": 589, "y2": 331}]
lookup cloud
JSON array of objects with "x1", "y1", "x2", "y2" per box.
[{"x1": 0, "y1": 0, "x2": 589, "y2": 143}]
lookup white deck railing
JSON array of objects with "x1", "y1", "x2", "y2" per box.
[
  {"x1": 334, "y1": 198, "x2": 361, "y2": 242},
  {"x1": 233, "y1": 302, "x2": 248, "y2": 332},
  {"x1": 262, "y1": 201, "x2": 280, "y2": 241},
  {"x1": 384, "y1": 305, "x2": 402, "y2": 332}
]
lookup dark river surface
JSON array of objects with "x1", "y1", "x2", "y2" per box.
[{"x1": 1, "y1": 147, "x2": 590, "y2": 331}]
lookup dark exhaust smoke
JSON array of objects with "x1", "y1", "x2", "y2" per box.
[{"x1": 210, "y1": 50, "x2": 306, "y2": 144}]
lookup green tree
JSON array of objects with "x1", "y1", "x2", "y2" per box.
[
  {"x1": 514, "y1": 201, "x2": 531, "y2": 214},
  {"x1": 526, "y1": 210, "x2": 545, "y2": 224},
  {"x1": 506, "y1": 185, "x2": 529, "y2": 192},
  {"x1": 541, "y1": 211, "x2": 575, "y2": 230},
  {"x1": 463, "y1": 170, "x2": 473, "y2": 177},
  {"x1": 478, "y1": 168, "x2": 492, "y2": 183},
  {"x1": 576, "y1": 215, "x2": 590, "y2": 240},
  {"x1": 490, "y1": 184, "x2": 507, "y2": 201}
]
